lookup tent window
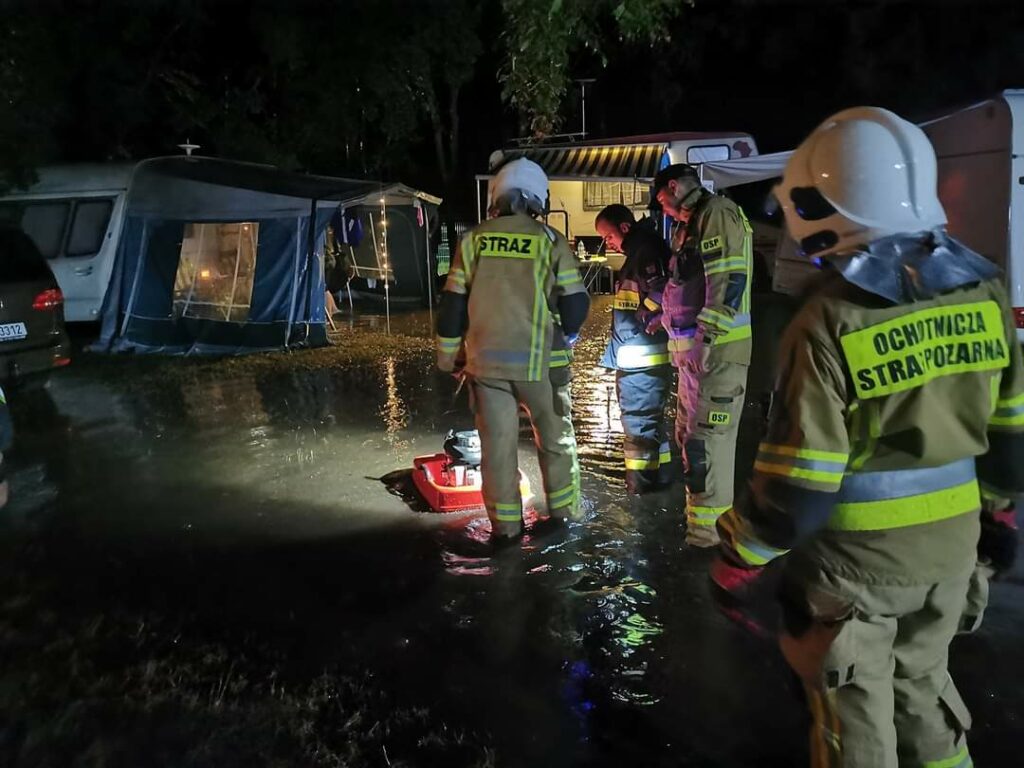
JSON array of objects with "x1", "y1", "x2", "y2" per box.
[
  {"x1": 173, "y1": 222, "x2": 259, "y2": 322},
  {"x1": 67, "y1": 199, "x2": 114, "y2": 257},
  {"x1": 686, "y1": 145, "x2": 730, "y2": 163},
  {"x1": 582, "y1": 181, "x2": 650, "y2": 211}
]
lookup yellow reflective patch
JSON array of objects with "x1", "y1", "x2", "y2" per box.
[
  {"x1": 613, "y1": 289, "x2": 640, "y2": 310},
  {"x1": 829, "y1": 480, "x2": 980, "y2": 531},
  {"x1": 475, "y1": 233, "x2": 542, "y2": 259},
  {"x1": 708, "y1": 411, "x2": 731, "y2": 425},
  {"x1": 701, "y1": 235, "x2": 722, "y2": 252},
  {"x1": 840, "y1": 301, "x2": 1009, "y2": 399}
]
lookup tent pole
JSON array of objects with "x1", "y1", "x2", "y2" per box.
[
  {"x1": 226, "y1": 223, "x2": 243, "y2": 321},
  {"x1": 182, "y1": 223, "x2": 205, "y2": 318},
  {"x1": 120, "y1": 220, "x2": 150, "y2": 338},
  {"x1": 305, "y1": 197, "x2": 319, "y2": 341},
  {"x1": 380, "y1": 193, "x2": 391, "y2": 335},
  {"x1": 423, "y1": 201, "x2": 433, "y2": 328},
  {"x1": 285, "y1": 217, "x2": 302, "y2": 349},
  {"x1": 368, "y1": 216, "x2": 389, "y2": 334}
]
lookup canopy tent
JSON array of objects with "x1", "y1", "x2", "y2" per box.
[
  {"x1": 95, "y1": 157, "x2": 435, "y2": 355},
  {"x1": 330, "y1": 184, "x2": 442, "y2": 311},
  {"x1": 698, "y1": 150, "x2": 793, "y2": 190}
]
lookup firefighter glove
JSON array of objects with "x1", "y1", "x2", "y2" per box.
[
  {"x1": 709, "y1": 551, "x2": 765, "y2": 603},
  {"x1": 978, "y1": 503, "x2": 1019, "y2": 577}
]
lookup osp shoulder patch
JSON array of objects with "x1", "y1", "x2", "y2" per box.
[{"x1": 700, "y1": 235, "x2": 723, "y2": 252}]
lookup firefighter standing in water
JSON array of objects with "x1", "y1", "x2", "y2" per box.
[
  {"x1": 654, "y1": 163, "x2": 753, "y2": 546},
  {"x1": 436, "y1": 158, "x2": 590, "y2": 540},
  {"x1": 710, "y1": 107, "x2": 1024, "y2": 767},
  {"x1": 594, "y1": 204, "x2": 672, "y2": 494}
]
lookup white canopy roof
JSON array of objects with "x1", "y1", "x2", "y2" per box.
[{"x1": 699, "y1": 150, "x2": 793, "y2": 189}]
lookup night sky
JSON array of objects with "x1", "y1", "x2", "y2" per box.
[{"x1": 428, "y1": 0, "x2": 1024, "y2": 217}]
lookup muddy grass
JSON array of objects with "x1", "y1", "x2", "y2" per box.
[
  {"x1": 0, "y1": 563, "x2": 494, "y2": 768},
  {"x1": 72, "y1": 329, "x2": 433, "y2": 390}
]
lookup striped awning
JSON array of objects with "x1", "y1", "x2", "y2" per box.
[{"x1": 506, "y1": 143, "x2": 668, "y2": 180}]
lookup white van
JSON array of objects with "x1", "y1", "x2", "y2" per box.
[
  {"x1": 0, "y1": 164, "x2": 133, "y2": 322},
  {"x1": 921, "y1": 90, "x2": 1024, "y2": 342}
]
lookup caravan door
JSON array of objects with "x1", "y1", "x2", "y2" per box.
[
  {"x1": 922, "y1": 91, "x2": 1024, "y2": 342},
  {"x1": 0, "y1": 163, "x2": 134, "y2": 323},
  {"x1": 0, "y1": 191, "x2": 125, "y2": 322}
]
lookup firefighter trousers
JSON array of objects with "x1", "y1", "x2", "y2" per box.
[
  {"x1": 674, "y1": 358, "x2": 748, "y2": 542},
  {"x1": 616, "y1": 366, "x2": 672, "y2": 493},
  {"x1": 471, "y1": 375, "x2": 580, "y2": 537},
  {"x1": 781, "y1": 567, "x2": 975, "y2": 768}
]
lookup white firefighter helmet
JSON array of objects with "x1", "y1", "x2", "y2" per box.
[
  {"x1": 777, "y1": 106, "x2": 947, "y2": 259},
  {"x1": 489, "y1": 157, "x2": 549, "y2": 215}
]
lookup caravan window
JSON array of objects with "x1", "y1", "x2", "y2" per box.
[
  {"x1": 583, "y1": 181, "x2": 650, "y2": 211},
  {"x1": 67, "y1": 199, "x2": 114, "y2": 257},
  {"x1": 0, "y1": 202, "x2": 71, "y2": 259},
  {"x1": 173, "y1": 222, "x2": 259, "y2": 322},
  {"x1": 686, "y1": 145, "x2": 730, "y2": 163}
]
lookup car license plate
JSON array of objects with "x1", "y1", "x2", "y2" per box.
[{"x1": 0, "y1": 322, "x2": 27, "y2": 341}]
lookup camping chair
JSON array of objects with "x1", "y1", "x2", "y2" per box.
[
  {"x1": 324, "y1": 289, "x2": 339, "y2": 331},
  {"x1": 576, "y1": 237, "x2": 614, "y2": 294}
]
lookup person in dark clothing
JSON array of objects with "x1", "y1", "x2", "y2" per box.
[{"x1": 595, "y1": 204, "x2": 673, "y2": 494}]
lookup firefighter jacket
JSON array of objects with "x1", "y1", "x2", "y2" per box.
[
  {"x1": 436, "y1": 214, "x2": 588, "y2": 381},
  {"x1": 719, "y1": 267, "x2": 1024, "y2": 585},
  {"x1": 660, "y1": 190, "x2": 753, "y2": 365},
  {"x1": 600, "y1": 220, "x2": 671, "y2": 371}
]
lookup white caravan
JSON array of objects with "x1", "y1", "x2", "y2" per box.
[
  {"x1": 0, "y1": 164, "x2": 133, "y2": 322},
  {"x1": 921, "y1": 90, "x2": 1024, "y2": 341},
  {"x1": 476, "y1": 131, "x2": 760, "y2": 245}
]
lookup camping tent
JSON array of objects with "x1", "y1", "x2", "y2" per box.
[{"x1": 95, "y1": 157, "x2": 435, "y2": 355}]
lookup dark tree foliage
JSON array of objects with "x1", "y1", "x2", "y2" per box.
[{"x1": 2, "y1": 0, "x2": 1024, "y2": 223}]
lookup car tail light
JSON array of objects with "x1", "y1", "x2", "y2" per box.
[
  {"x1": 32, "y1": 288, "x2": 63, "y2": 311},
  {"x1": 53, "y1": 356, "x2": 71, "y2": 368},
  {"x1": 1014, "y1": 307, "x2": 1024, "y2": 329}
]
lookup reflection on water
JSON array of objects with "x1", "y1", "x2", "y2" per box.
[
  {"x1": 380, "y1": 355, "x2": 410, "y2": 451},
  {"x1": 1, "y1": 298, "x2": 821, "y2": 767}
]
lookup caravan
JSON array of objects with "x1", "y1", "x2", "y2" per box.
[
  {"x1": 476, "y1": 132, "x2": 760, "y2": 258},
  {"x1": 0, "y1": 164, "x2": 133, "y2": 322},
  {"x1": 921, "y1": 90, "x2": 1024, "y2": 341}
]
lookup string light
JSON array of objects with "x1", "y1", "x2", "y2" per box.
[{"x1": 380, "y1": 190, "x2": 391, "y2": 334}]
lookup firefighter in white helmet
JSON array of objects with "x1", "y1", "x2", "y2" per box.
[
  {"x1": 710, "y1": 107, "x2": 1024, "y2": 767},
  {"x1": 436, "y1": 158, "x2": 590, "y2": 540}
]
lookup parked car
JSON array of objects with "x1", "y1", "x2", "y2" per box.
[{"x1": 0, "y1": 226, "x2": 72, "y2": 382}]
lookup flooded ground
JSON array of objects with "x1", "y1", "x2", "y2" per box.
[{"x1": 2, "y1": 295, "x2": 1022, "y2": 767}]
